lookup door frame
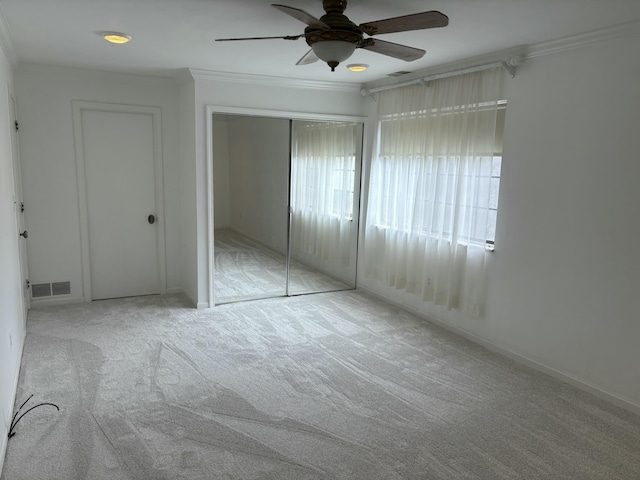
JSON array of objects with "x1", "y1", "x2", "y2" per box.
[
  {"x1": 72, "y1": 101, "x2": 167, "y2": 302},
  {"x1": 205, "y1": 105, "x2": 366, "y2": 307},
  {"x1": 8, "y1": 92, "x2": 29, "y2": 321}
]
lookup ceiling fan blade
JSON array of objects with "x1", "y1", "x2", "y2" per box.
[
  {"x1": 215, "y1": 34, "x2": 304, "y2": 42},
  {"x1": 359, "y1": 39, "x2": 425, "y2": 61},
  {"x1": 296, "y1": 49, "x2": 319, "y2": 66},
  {"x1": 360, "y1": 11, "x2": 449, "y2": 36},
  {"x1": 272, "y1": 4, "x2": 330, "y2": 30}
]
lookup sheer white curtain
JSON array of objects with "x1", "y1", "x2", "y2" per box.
[
  {"x1": 364, "y1": 68, "x2": 505, "y2": 317},
  {"x1": 290, "y1": 121, "x2": 356, "y2": 265}
]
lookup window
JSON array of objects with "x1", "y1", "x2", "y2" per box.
[
  {"x1": 372, "y1": 104, "x2": 505, "y2": 249},
  {"x1": 364, "y1": 68, "x2": 506, "y2": 315}
]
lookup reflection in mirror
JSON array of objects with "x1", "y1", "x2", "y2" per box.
[
  {"x1": 288, "y1": 120, "x2": 361, "y2": 296},
  {"x1": 213, "y1": 113, "x2": 362, "y2": 305},
  {"x1": 213, "y1": 114, "x2": 289, "y2": 304}
]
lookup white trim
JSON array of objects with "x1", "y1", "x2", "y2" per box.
[
  {"x1": 206, "y1": 105, "x2": 367, "y2": 307},
  {"x1": 29, "y1": 296, "x2": 86, "y2": 308},
  {"x1": 206, "y1": 105, "x2": 366, "y2": 124},
  {"x1": 357, "y1": 284, "x2": 640, "y2": 417},
  {"x1": 181, "y1": 288, "x2": 197, "y2": 308},
  {"x1": 526, "y1": 19, "x2": 640, "y2": 60},
  {"x1": 189, "y1": 68, "x2": 361, "y2": 93},
  {"x1": 205, "y1": 106, "x2": 215, "y2": 308},
  {"x1": 362, "y1": 21, "x2": 640, "y2": 95},
  {"x1": 71, "y1": 101, "x2": 167, "y2": 301},
  {"x1": 7, "y1": 91, "x2": 29, "y2": 320},
  {"x1": 165, "y1": 287, "x2": 184, "y2": 295}
]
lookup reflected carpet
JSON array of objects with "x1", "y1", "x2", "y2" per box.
[{"x1": 214, "y1": 229, "x2": 350, "y2": 304}]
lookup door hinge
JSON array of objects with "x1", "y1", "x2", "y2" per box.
[
  {"x1": 21, "y1": 202, "x2": 25, "y2": 213},
  {"x1": 14, "y1": 121, "x2": 19, "y2": 131},
  {"x1": 25, "y1": 279, "x2": 30, "y2": 290}
]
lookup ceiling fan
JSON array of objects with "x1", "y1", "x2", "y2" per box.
[{"x1": 216, "y1": 0, "x2": 449, "y2": 71}]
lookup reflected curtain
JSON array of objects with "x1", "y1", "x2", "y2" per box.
[
  {"x1": 364, "y1": 68, "x2": 505, "y2": 317},
  {"x1": 291, "y1": 121, "x2": 356, "y2": 266}
]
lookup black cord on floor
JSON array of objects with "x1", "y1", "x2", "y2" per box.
[{"x1": 8, "y1": 395, "x2": 60, "y2": 439}]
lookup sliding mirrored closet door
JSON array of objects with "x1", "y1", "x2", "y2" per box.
[
  {"x1": 288, "y1": 120, "x2": 362, "y2": 296},
  {"x1": 213, "y1": 115, "x2": 290, "y2": 303},
  {"x1": 212, "y1": 113, "x2": 362, "y2": 305}
]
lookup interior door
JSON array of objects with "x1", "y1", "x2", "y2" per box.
[
  {"x1": 81, "y1": 109, "x2": 160, "y2": 300},
  {"x1": 10, "y1": 95, "x2": 29, "y2": 319}
]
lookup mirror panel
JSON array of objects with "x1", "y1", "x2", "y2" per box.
[
  {"x1": 288, "y1": 120, "x2": 362, "y2": 296},
  {"x1": 213, "y1": 114, "x2": 290, "y2": 304}
]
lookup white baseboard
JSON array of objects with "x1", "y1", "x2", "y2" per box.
[
  {"x1": 165, "y1": 287, "x2": 184, "y2": 295},
  {"x1": 32, "y1": 291, "x2": 196, "y2": 308},
  {"x1": 164, "y1": 288, "x2": 205, "y2": 308},
  {"x1": 181, "y1": 289, "x2": 197, "y2": 308},
  {"x1": 0, "y1": 327, "x2": 26, "y2": 474},
  {"x1": 356, "y1": 285, "x2": 640, "y2": 416},
  {"x1": 29, "y1": 296, "x2": 86, "y2": 308}
]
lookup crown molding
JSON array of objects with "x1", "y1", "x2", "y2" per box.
[
  {"x1": 17, "y1": 62, "x2": 178, "y2": 83},
  {"x1": 362, "y1": 20, "x2": 640, "y2": 93},
  {"x1": 0, "y1": 3, "x2": 16, "y2": 66},
  {"x1": 526, "y1": 20, "x2": 640, "y2": 60},
  {"x1": 188, "y1": 68, "x2": 362, "y2": 93},
  {"x1": 174, "y1": 68, "x2": 195, "y2": 86}
]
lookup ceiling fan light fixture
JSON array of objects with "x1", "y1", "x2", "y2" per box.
[
  {"x1": 311, "y1": 40, "x2": 357, "y2": 71},
  {"x1": 100, "y1": 32, "x2": 132, "y2": 44},
  {"x1": 347, "y1": 63, "x2": 368, "y2": 72}
]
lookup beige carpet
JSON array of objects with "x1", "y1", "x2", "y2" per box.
[{"x1": 2, "y1": 291, "x2": 640, "y2": 479}]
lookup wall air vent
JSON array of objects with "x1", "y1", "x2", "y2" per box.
[
  {"x1": 32, "y1": 281, "x2": 71, "y2": 298},
  {"x1": 31, "y1": 283, "x2": 52, "y2": 298},
  {"x1": 52, "y1": 281, "x2": 71, "y2": 296}
]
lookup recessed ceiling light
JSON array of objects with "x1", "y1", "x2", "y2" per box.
[
  {"x1": 347, "y1": 64, "x2": 369, "y2": 72},
  {"x1": 100, "y1": 32, "x2": 132, "y2": 44}
]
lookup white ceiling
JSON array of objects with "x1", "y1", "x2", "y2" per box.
[{"x1": 2, "y1": 0, "x2": 640, "y2": 84}]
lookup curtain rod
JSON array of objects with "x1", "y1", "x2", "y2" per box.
[{"x1": 360, "y1": 56, "x2": 523, "y2": 99}]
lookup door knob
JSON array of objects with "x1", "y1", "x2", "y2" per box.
[
  {"x1": 148, "y1": 215, "x2": 156, "y2": 224},
  {"x1": 19, "y1": 230, "x2": 28, "y2": 239}
]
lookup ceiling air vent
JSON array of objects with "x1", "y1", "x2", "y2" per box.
[{"x1": 387, "y1": 71, "x2": 412, "y2": 77}]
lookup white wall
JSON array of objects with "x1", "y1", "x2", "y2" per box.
[
  {"x1": 359, "y1": 33, "x2": 640, "y2": 410},
  {"x1": 178, "y1": 74, "x2": 197, "y2": 306},
  {"x1": 15, "y1": 64, "x2": 182, "y2": 304},
  {"x1": 212, "y1": 116, "x2": 231, "y2": 229},
  {"x1": 227, "y1": 116, "x2": 290, "y2": 253},
  {"x1": 191, "y1": 71, "x2": 366, "y2": 306},
  {"x1": 0, "y1": 38, "x2": 23, "y2": 471}
]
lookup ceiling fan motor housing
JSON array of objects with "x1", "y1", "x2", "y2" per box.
[
  {"x1": 305, "y1": 0, "x2": 363, "y2": 48},
  {"x1": 307, "y1": 0, "x2": 362, "y2": 45},
  {"x1": 322, "y1": 0, "x2": 348, "y2": 15}
]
